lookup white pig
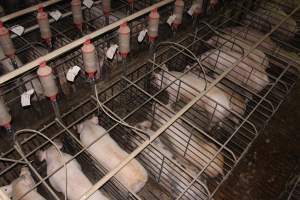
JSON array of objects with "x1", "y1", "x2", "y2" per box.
[
  {"x1": 1, "y1": 167, "x2": 46, "y2": 200},
  {"x1": 153, "y1": 66, "x2": 247, "y2": 128},
  {"x1": 76, "y1": 116, "x2": 148, "y2": 193},
  {"x1": 201, "y1": 49, "x2": 270, "y2": 94},
  {"x1": 37, "y1": 141, "x2": 109, "y2": 200},
  {"x1": 151, "y1": 103, "x2": 225, "y2": 178},
  {"x1": 135, "y1": 120, "x2": 212, "y2": 199}
]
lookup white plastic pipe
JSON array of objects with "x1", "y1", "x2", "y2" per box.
[
  {"x1": 0, "y1": 0, "x2": 175, "y2": 85},
  {"x1": 0, "y1": 0, "x2": 63, "y2": 22}
]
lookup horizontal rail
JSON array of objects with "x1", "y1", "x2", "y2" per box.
[
  {"x1": 0, "y1": 0, "x2": 174, "y2": 85},
  {"x1": 0, "y1": 0, "x2": 63, "y2": 22}
]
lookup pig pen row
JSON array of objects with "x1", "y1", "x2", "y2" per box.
[
  {"x1": 0, "y1": 0, "x2": 300, "y2": 199},
  {"x1": 0, "y1": 0, "x2": 181, "y2": 132},
  {"x1": 0, "y1": 0, "x2": 157, "y2": 75}
]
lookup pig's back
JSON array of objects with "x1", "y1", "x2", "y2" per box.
[
  {"x1": 82, "y1": 124, "x2": 148, "y2": 193},
  {"x1": 66, "y1": 164, "x2": 108, "y2": 200},
  {"x1": 84, "y1": 129, "x2": 129, "y2": 170},
  {"x1": 50, "y1": 156, "x2": 108, "y2": 200},
  {"x1": 12, "y1": 182, "x2": 46, "y2": 200}
]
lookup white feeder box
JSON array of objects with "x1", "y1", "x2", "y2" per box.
[
  {"x1": 0, "y1": 21, "x2": 16, "y2": 58},
  {"x1": 0, "y1": 98, "x2": 11, "y2": 130},
  {"x1": 82, "y1": 39, "x2": 99, "y2": 79},
  {"x1": 71, "y1": 0, "x2": 83, "y2": 31},
  {"x1": 118, "y1": 22, "x2": 130, "y2": 58},
  {"x1": 37, "y1": 5, "x2": 52, "y2": 47},
  {"x1": 37, "y1": 61, "x2": 58, "y2": 101},
  {"x1": 148, "y1": 8, "x2": 160, "y2": 43},
  {"x1": 173, "y1": 0, "x2": 184, "y2": 29}
]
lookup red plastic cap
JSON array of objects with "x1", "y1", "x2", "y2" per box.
[
  {"x1": 49, "y1": 95, "x2": 57, "y2": 101},
  {"x1": 0, "y1": 21, "x2": 3, "y2": 28},
  {"x1": 40, "y1": 61, "x2": 47, "y2": 67},
  {"x1": 3, "y1": 123, "x2": 11, "y2": 129},
  {"x1": 38, "y1": 4, "x2": 44, "y2": 13},
  {"x1": 121, "y1": 21, "x2": 128, "y2": 27},
  {"x1": 84, "y1": 39, "x2": 91, "y2": 45},
  {"x1": 128, "y1": 0, "x2": 133, "y2": 4},
  {"x1": 152, "y1": 8, "x2": 157, "y2": 13}
]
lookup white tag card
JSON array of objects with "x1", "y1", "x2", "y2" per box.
[
  {"x1": 49, "y1": 10, "x2": 62, "y2": 21},
  {"x1": 10, "y1": 25, "x2": 24, "y2": 36},
  {"x1": 138, "y1": 29, "x2": 148, "y2": 43},
  {"x1": 83, "y1": 0, "x2": 94, "y2": 8},
  {"x1": 167, "y1": 15, "x2": 176, "y2": 26},
  {"x1": 187, "y1": 7, "x2": 194, "y2": 16},
  {"x1": 66, "y1": 65, "x2": 81, "y2": 82},
  {"x1": 21, "y1": 89, "x2": 35, "y2": 107},
  {"x1": 106, "y1": 44, "x2": 118, "y2": 60}
]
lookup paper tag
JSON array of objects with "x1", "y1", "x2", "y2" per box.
[
  {"x1": 83, "y1": 0, "x2": 94, "y2": 8},
  {"x1": 10, "y1": 25, "x2": 24, "y2": 36},
  {"x1": 138, "y1": 29, "x2": 148, "y2": 43},
  {"x1": 66, "y1": 65, "x2": 81, "y2": 82},
  {"x1": 106, "y1": 44, "x2": 118, "y2": 59},
  {"x1": 187, "y1": 7, "x2": 194, "y2": 16},
  {"x1": 167, "y1": 15, "x2": 176, "y2": 26},
  {"x1": 49, "y1": 10, "x2": 62, "y2": 21},
  {"x1": 21, "y1": 89, "x2": 34, "y2": 107}
]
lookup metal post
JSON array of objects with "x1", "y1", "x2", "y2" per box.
[{"x1": 51, "y1": 98, "x2": 61, "y2": 119}]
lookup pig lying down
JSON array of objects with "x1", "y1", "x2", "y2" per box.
[
  {"x1": 77, "y1": 116, "x2": 148, "y2": 194},
  {"x1": 135, "y1": 120, "x2": 212, "y2": 200},
  {"x1": 37, "y1": 141, "x2": 109, "y2": 200},
  {"x1": 151, "y1": 103, "x2": 225, "y2": 178},
  {"x1": 201, "y1": 48, "x2": 270, "y2": 94},
  {"x1": 153, "y1": 65, "x2": 247, "y2": 129},
  {"x1": 1, "y1": 167, "x2": 46, "y2": 200}
]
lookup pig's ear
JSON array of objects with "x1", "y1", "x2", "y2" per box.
[
  {"x1": 136, "y1": 120, "x2": 152, "y2": 130},
  {"x1": 90, "y1": 116, "x2": 99, "y2": 125},
  {"x1": 161, "y1": 64, "x2": 168, "y2": 71},
  {"x1": 20, "y1": 166, "x2": 30, "y2": 177},
  {"x1": 53, "y1": 140, "x2": 63, "y2": 150},
  {"x1": 1, "y1": 184, "x2": 12, "y2": 198},
  {"x1": 36, "y1": 150, "x2": 46, "y2": 162},
  {"x1": 77, "y1": 124, "x2": 83, "y2": 133}
]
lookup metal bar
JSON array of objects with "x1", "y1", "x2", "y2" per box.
[
  {"x1": 0, "y1": 0, "x2": 63, "y2": 22},
  {"x1": 0, "y1": 0, "x2": 175, "y2": 85}
]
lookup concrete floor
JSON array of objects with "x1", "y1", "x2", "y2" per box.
[{"x1": 216, "y1": 79, "x2": 300, "y2": 199}]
